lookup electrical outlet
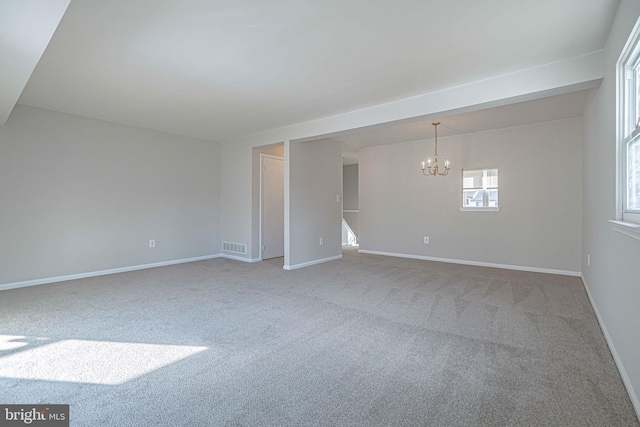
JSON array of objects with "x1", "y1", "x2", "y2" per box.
[
  {"x1": 587, "y1": 254, "x2": 591, "y2": 267},
  {"x1": 319, "y1": 237, "x2": 323, "y2": 246},
  {"x1": 149, "y1": 239, "x2": 156, "y2": 248},
  {"x1": 424, "y1": 236, "x2": 429, "y2": 244}
]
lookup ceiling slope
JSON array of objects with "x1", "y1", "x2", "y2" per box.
[{"x1": 0, "y1": 0, "x2": 70, "y2": 125}]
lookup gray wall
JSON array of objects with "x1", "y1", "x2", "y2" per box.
[
  {"x1": 288, "y1": 139, "x2": 343, "y2": 267},
  {"x1": 0, "y1": 105, "x2": 221, "y2": 285},
  {"x1": 359, "y1": 119, "x2": 583, "y2": 273},
  {"x1": 582, "y1": 0, "x2": 640, "y2": 413},
  {"x1": 221, "y1": 140, "x2": 254, "y2": 260},
  {"x1": 343, "y1": 164, "x2": 359, "y2": 210}
]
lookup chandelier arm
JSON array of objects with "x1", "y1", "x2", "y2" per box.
[{"x1": 423, "y1": 166, "x2": 437, "y2": 176}]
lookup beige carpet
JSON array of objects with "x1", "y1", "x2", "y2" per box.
[{"x1": 0, "y1": 248, "x2": 638, "y2": 426}]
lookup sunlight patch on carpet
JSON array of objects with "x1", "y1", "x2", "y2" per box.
[
  {"x1": 0, "y1": 335, "x2": 30, "y2": 351},
  {"x1": 0, "y1": 339, "x2": 207, "y2": 385}
]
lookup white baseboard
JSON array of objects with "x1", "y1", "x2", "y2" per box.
[
  {"x1": 357, "y1": 249, "x2": 581, "y2": 277},
  {"x1": 221, "y1": 254, "x2": 261, "y2": 263},
  {"x1": 0, "y1": 254, "x2": 223, "y2": 292},
  {"x1": 0, "y1": 251, "x2": 313, "y2": 292},
  {"x1": 581, "y1": 275, "x2": 640, "y2": 420},
  {"x1": 283, "y1": 254, "x2": 343, "y2": 270}
]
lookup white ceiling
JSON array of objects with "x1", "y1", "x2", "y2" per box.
[{"x1": 10, "y1": 0, "x2": 618, "y2": 143}]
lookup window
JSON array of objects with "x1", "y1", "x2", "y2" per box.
[
  {"x1": 618, "y1": 19, "x2": 640, "y2": 225},
  {"x1": 461, "y1": 168, "x2": 499, "y2": 211},
  {"x1": 630, "y1": 138, "x2": 640, "y2": 212}
]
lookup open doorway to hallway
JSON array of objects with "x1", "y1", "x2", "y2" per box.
[
  {"x1": 261, "y1": 153, "x2": 284, "y2": 260},
  {"x1": 342, "y1": 163, "x2": 359, "y2": 248},
  {"x1": 252, "y1": 144, "x2": 284, "y2": 266}
]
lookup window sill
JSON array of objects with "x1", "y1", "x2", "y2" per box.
[
  {"x1": 609, "y1": 220, "x2": 640, "y2": 241},
  {"x1": 459, "y1": 207, "x2": 501, "y2": 212}
]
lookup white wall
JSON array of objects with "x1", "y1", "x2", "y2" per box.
[
  {"x1": 582, "y1": 0, "x2": 640, "y2": 415},
  {"x1": 287, "y1": 139, "x2": 343, "y2": 268},
  {"x1": 0, "y1": 105, "x2": 222, "y2": 285},
  {"x1": 359, "y1": 119, "x2": 583, "y2": 273}
]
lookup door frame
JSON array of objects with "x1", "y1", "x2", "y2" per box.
[{"x1": 259, "y1": 153, "x2": 285, "y2": 261}]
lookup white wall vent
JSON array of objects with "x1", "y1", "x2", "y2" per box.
[{"x1": 223, "y1": 242, "x2": 247, "y2": 255}]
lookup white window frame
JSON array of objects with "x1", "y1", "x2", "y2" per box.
[
  {"x1": 460, "y1": 168, "x2": 500, "y2": 212},
  {"x1": 613, "y1": 17, "x2": 640, "y2": 239}
]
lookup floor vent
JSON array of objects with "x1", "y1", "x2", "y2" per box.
[{"x1": 223, "y1": 242, "x2": 247, "y2": 255}]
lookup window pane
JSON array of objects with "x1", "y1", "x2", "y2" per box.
[
  {"x1": 636, "y1": 68, "x2": 640, "y2": 130},
  {"x1": 629, "y1": 138, "x2": 640, "y2": 210},
  {"x1": 463, "y1": 190, "x2": 483, "y2": 207},
  {"x1": 485, "y1": 168, "x2": 498, "y2": 188},
  {"x1": 463, "y1": 170, "x2": 483, "y2": 189},
  {"x1": 488, "y1": 189, "x2": 499, "y2": 207}
]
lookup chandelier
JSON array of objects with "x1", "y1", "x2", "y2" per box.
[{"x1": 421, "y1": 122, "x2": 450, "y2": 176}]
